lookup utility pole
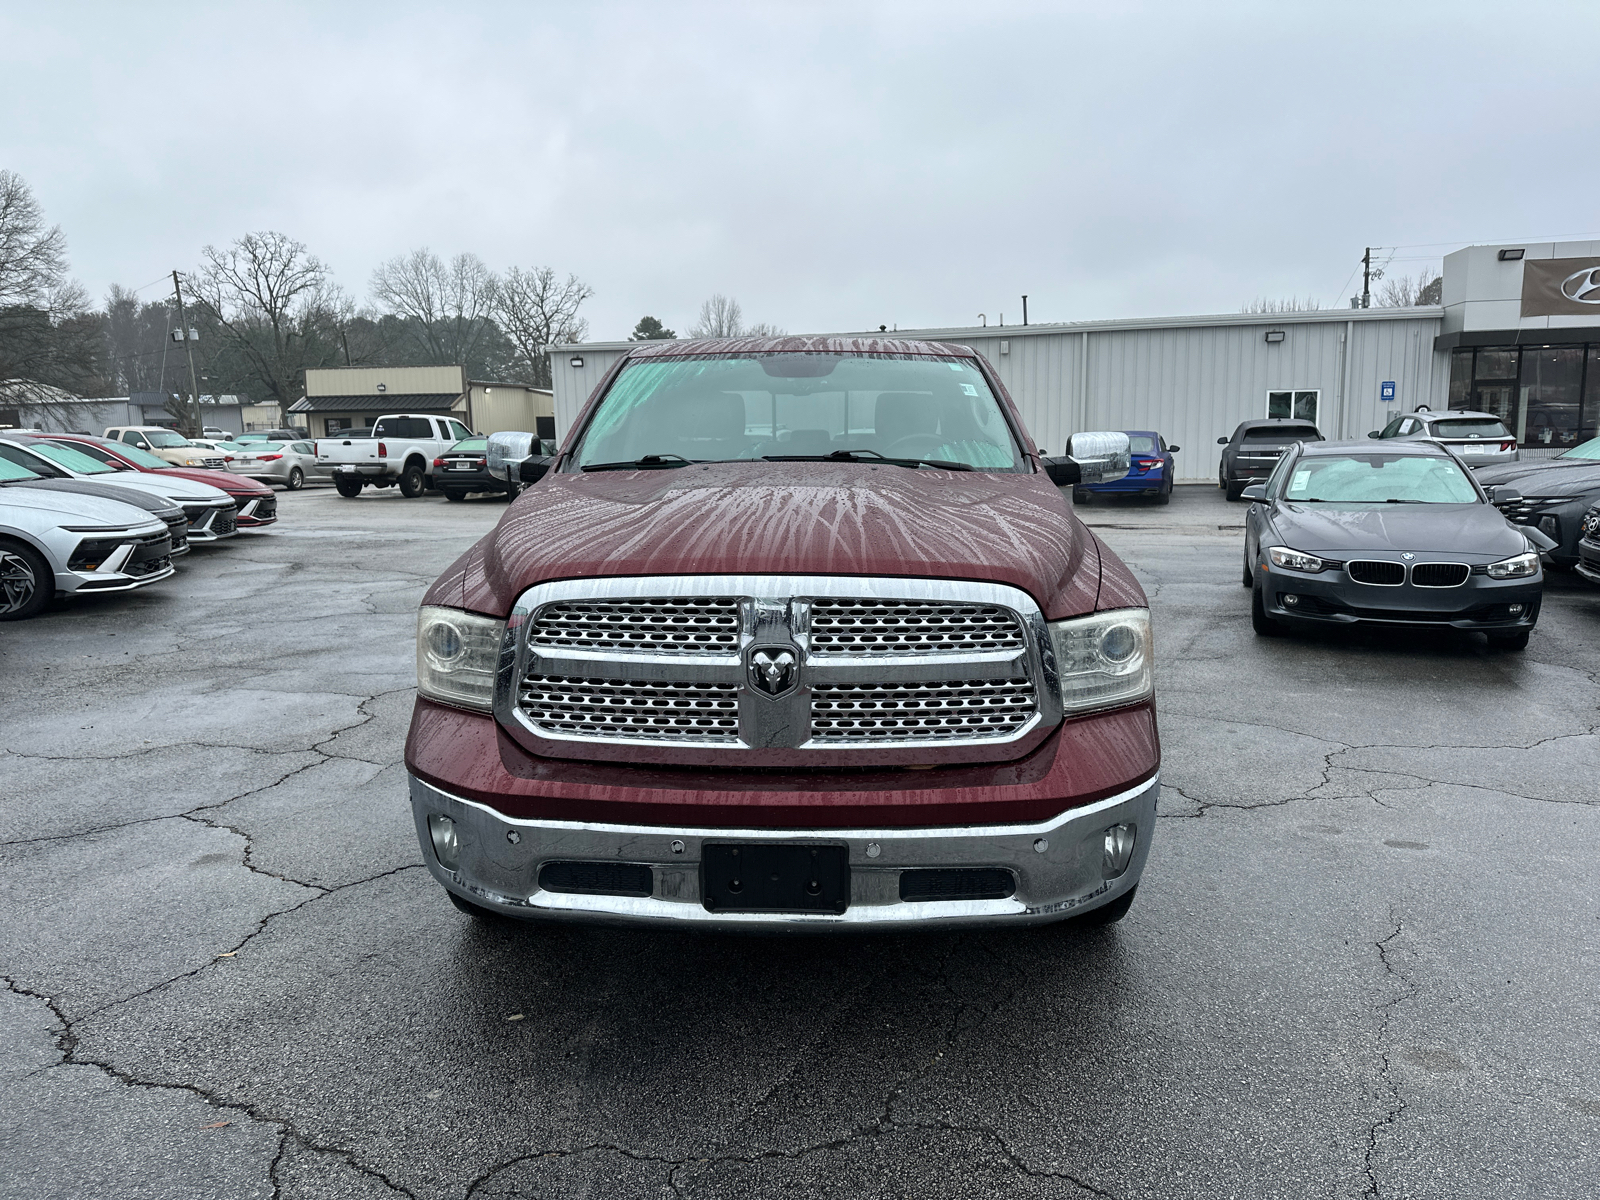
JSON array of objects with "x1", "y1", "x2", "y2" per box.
[
  {"x1": 1361, "y1": 247, "x2": 1372, "y2": 310},
  {"x1": 171, "y1": 270, "x2": 203, "y2": 435}
]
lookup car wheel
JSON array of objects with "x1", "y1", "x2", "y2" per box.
[
  {"x1": 1154, "y1": 487, "x2": 1170, "y2": 506},
  {"x1": 286, "y1": 466, "x2": 304, "y2": 490},
  {"x1": 1072, "y1": 488, "x2": 1088, "y2": 505},
  {"x1": 1251, "y1": 582, "x2": 1283, "y2": 636},
  {"x1": 0, "y1": 540, "x2": 52, "y2": 622},
  {"x1": 1243, "y1": 550, "x2": 1255, "y2": 588},
  {"x1": 443, "y1": 489, "x2": 465, "y2": 502},
  {"x1": 1070, "y1": 886, "x2": 1137, "y2": 929},
  {"x1": 447, "y1": 889, "x2": 507, "y2": 923},
  {"x1": 1225, "y1": 482, "x2": 1244, "y2": 502},
  {"x1": 399, "y1": 464, "x2": 426, "y2": 498},
  {"x1": 504, "y1": 480, "x2": 522, "y2": 501},
  {"x1": 1487, "y1": 629, "x2": 1531, "y2": 651},
  {"x1": 334, "y1": 478, "x2": 363, "y2": 498}
]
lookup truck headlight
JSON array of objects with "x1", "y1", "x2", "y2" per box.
[
  {"x1": 1486, "y1": 551, "x2": 1539, "y2": 579},
  {"x1": 416, "y1": 605, "x2": 503, "y2": 712},
  {"x1": 1267, "y1": 546, "x2": 1328, "y2": 573},
  {"x1": 1046, "y1": 608, "x2": 1153, "y2": 714}
]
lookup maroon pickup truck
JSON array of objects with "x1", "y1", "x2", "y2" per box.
[{"x1": 406, "y1": 336, "x2": 1158, "y2": 930}]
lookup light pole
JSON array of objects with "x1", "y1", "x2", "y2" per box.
[{"x1": 171, "y1": 270, "x2": 203, "y2": 435}]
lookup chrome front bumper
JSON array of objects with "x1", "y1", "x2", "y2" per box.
[{"x1": 409, "y1": 772, "x2": 1158, "y2": 931}]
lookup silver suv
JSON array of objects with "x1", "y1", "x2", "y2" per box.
[{"x1": 1369, "y1": 409, "x2": 1518, "y2": 467}]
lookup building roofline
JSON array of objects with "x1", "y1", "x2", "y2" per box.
[{"x1": 549, "y1": 306, "x2": 1444, "y2": 353}]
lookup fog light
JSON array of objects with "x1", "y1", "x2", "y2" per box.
[
  {"x1": 1102, "y1": 823, "x2": 1136, "y2": 878},
  {"x1": 428, "y1": 814, "x2": 460, "y2": 871},
  {"x1": 1282, "y1": 593, "x2": 1299, "y2": 607},
  {"x1": 1508, "y1": 604, "x2": 1523, "y2": 615}
]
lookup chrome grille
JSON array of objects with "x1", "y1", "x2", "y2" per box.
[
  {"x1": 809, "y1": 600, "x2": 1024, "y2": 655},
  {"x1": 519, "y1": 675, "x2": 741, "y2": 742},
  {"x1": 527, "y1": 598, "x2": 740, "y2": 654},
  {"x1": 810, "y1": 679, "x2": 1037, "y2": 742},
  {"x1": 202, "y1": 456, "x2": 225, "y2": 469}
]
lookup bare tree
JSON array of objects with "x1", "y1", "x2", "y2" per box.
[
  {"x1": 0, "y1": 170, "x2": 103, "y2": 416},
  {"x1": 690, "y1": 294, "x2": 744, "y2": 338},
  {"x1": 494, "y1": 266, "x2": 594, "y2": 387},
  {"x1": 1377, "y1": 267, "x2": 1441, "y2": 307},
  {"x1": 187, "y1": 231, "x2": 350, "y2": 424},
  {"x1": 1240, "y1": 296, "x2": 1324, "y2": 314},
  {"x1": 369, "y1": 249, "x2": 508, "y2": 374}
]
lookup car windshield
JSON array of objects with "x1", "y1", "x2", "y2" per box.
[
  {"x1": 0, "y1": 457, "x2": 41, "y2": 481},
  {"x1": 572, "y1": 353, "x2": 1021, "y2": 471},
  {"x1": 146, "y1": 430, "x2": 191, "y2": 448},
  {"x1": 64, "y1": 439, "x2": 153, "y2": 468},
  {"x1": 1126, "y1": 435, "x2": 1157, "y2": 454},
  {"x1": 1283, "y1": 454, "x2": 1480, "y2": 504},
  {"x1": 1244, "y1": 424, "x2": 1319, "y2": 442},
  {"x1": 1430, "y1": 417, "x2": 1511, "y2": 438},
  {"x1": 29, "y1": 442, "x2": 117, "y2": 475},
  {"x1": 448, "y1": 438, "x2": 487, "y2": 453},
  {"x1": 1556, "y1": 436, "x2": 1600, "y2": 460}
]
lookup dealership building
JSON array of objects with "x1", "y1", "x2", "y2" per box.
[{"x1": 549, "y1": 240, "x2": 1600, "y2": 482}]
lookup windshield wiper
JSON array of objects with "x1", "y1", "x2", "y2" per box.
[
  {"x1": 581, "y1": 454, "x2": 692, "y2": 472},
  {"x1": 761, "y1": 449, "x2": 974, "y2": 471},
  {"x1": 1382, "y1": 498, "x2": 1425, "y2": 504}
]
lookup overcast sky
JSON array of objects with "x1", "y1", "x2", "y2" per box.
[{"x1": 4, "y1": 1, "x2": 1598, "y2": 340}]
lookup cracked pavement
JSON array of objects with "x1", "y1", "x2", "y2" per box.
[{"x1": 2, "y1": 483, "x2": 1598, "y2": 1199}]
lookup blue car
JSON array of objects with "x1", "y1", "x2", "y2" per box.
[{"x1": 1070, "y1": 430, "x2": 1179, "y2": 505}]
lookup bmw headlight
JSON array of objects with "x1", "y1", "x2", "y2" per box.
[
  {"x1": 1046, "y1": 608, "x2": 1153, "y2": 715},
  {"x1": 416, "y1": 606, "x2": 504, "y2": 712},
  {"x1": 1267, "y1": 546, "x2": 1329, "y2": 573},
  {"x1": 1486, "y1": 551, "x2": 1539, "y2": 580}
]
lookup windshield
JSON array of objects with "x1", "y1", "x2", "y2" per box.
[
  {"x1": 0, "y1": 457, "x2": 41, "y2": 481},
  {"x1": 1126, "y1": 435, "x2": 1157, "y2": 454},
  {"x1": 1557, "y1": 436, "x2": 1600, "y2": 461},
  {"x1": 29, "y1": 442, "x2": 117, "y2": 475},
  {"x1": 1282, "y1": 454, "x2": 1480, "y2": 504},
  {"x1": 1430, "y1": 418, "x2": 1511, "y2": 439},
  {"x1": 146, "y1": 430, "x2": 191, "y2": 448},
  {"x1": 571, "y1": 354, "x2": 1022, "y2": 471},
  {"x1": 448, "y1": 438, "x2": 487, "y2": 453}
]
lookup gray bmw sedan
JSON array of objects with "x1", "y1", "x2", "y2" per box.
[{"x1": 1242, "y1": 441, "x2": 1543, "y2": 650}]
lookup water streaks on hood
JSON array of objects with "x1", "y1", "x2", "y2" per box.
[{"x1": 433, "y1": 461, "x2": 1103, "y2": 619}]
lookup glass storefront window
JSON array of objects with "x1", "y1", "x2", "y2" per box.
[
  {"x1": 1475, "y1": 349, "x2": 1519, "y2": 381},
  {"x1": 1447, "y1": 350, "x2": 1474, "y2": 409},
  {"x1": 1584, "y1": 347, "x2": 1600, "y2": 445},
  {"x1": 1519, "y1": 346, "x2": 1585, "y2": 448}
]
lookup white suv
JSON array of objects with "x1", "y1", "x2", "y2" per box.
[{"x1": 1369, "y1": 409, "x2": 1519, "y2": 467}]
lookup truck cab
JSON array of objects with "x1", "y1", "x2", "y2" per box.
[{"x1": 405, "y1": 337, "x2": 1158, "y2": 931}]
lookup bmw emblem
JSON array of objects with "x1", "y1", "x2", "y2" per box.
[
  {"x1": 747, "y1": 647, "x2": 799, "y2": 698},
  {"x1": 1401, "y1": 552, "x2": 1415, "y2": 560}
]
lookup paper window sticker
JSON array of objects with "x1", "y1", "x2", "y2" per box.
[
  {"x1": 960, "y1": 383, "x2": 978, "y2": 396},
  {"x1": 1291, "y1": 469, "x2": 1311, "y2": 491}
]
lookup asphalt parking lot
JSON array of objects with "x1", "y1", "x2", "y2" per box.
[{"x1": 3, "y1": 482, "x2": 1598, "y2": 1200}]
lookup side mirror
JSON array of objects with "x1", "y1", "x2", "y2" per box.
[
  {"x1": 1041, "y1": 456, "x2": 1080, "y2": 486},
  {"x1": 1167, "y1": 445, "x2": 1181, "y2": 453},
  {"x1": 1217, "y1": 436, "x2": 1229, "y2": 445},
  {"x1": 1485, "y1": 485, "x2": 1521, "y2": 505},
  {"x1": 486, "y1": 431, "x2": 535, "y2": 482},
  {"x1": 1367, "y1": 431, "x2": 1381, "y2": 439},
  {"x1": 519, "y1": 456, "x2": 554, "y2": 484},
  {"x1": 1241, "y1": 484, "x2": 1268, "y2": 502},
  {"x1": 1066, "y1": 431, "x2": 1132, "y2": 484}
]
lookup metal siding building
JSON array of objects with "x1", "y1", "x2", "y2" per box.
[{"x1": 549, "y1": 308, "x2": 1447, "y2": 482}]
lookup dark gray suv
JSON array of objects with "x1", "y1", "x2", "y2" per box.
[{"x1": 1217, "y1": 419, "x2": 1324, "y2": 501}]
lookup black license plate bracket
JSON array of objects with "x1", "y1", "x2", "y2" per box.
[{"x1": 702, "y1": 843, "x2": 849, "y2": 914}]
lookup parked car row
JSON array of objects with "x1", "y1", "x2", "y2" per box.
[{"x1": 0, "y1": 433, "x2": 278, "y2": 621}]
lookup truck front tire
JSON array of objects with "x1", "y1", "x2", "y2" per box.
[
  {"x1": 399, "y1": 464, "x2": 426, "y2": 498},
  {"x1": 335, "y1": 478, "x2": 363, "y2": 498}
]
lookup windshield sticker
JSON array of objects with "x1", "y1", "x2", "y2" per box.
[
  {"x1": 1291, "y1": 469, "x2": 1311, "y2": 491},
  {"x1": 960, "y1": 383, "x2": 978, "y2": 396},
  {"x1": 948, "y1": 363, "x2": 963, "y2": 371}
]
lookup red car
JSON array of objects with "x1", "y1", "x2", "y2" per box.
[
  {"x1": 46, "y1": 435, "x2": 278, "y2": 528},
  {"x1": 406, "y1": 336, "x2": 1158, "y2": 933}
]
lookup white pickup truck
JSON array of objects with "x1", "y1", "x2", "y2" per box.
[{"x1": 316, "y1": 414, "x2": 474, "y2": 498}]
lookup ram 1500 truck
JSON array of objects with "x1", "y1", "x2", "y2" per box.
[
  {"x1": 317, "y1": 413, "x2": 474, "y2": 498},
  {"x1": 406, "y1": 337, "x2": 1158, "y2": 931}
]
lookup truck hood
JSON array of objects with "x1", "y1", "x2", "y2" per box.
[
  {"x1": 442, "y1": 462, "x2": 1106, "y2": 620},
  {"x1": 1269, "y1": 501, "x2": 1529, "y2": 559}
]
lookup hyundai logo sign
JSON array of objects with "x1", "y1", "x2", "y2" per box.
[{"x1": 1559, "y1": 266, "x2": 1600, "y2": 304}]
